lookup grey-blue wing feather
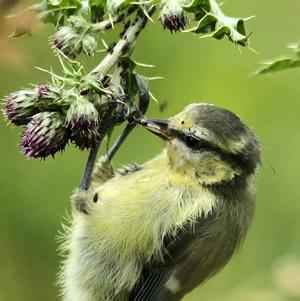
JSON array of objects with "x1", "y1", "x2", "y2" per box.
[{"x1": 129, "y1": 212, "x2": 218, "y2": 301}]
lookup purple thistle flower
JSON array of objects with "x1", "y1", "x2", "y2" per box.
[
  {"x1": 21, "y1": 111, "x2": 69, "y2": 159},
  {"x1": 3, "y1": 90, "x2": 38, "y2": 125}
]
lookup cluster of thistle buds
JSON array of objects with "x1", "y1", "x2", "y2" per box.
[
  {"x1": 3, "y1": 0, "x2": 252, "y2": 161},
  {"x1": 2, "y1": 83, "x2": 114, "y2": 159},
  {"x1": 51, "y1": 15, "x2": 99, "y2": 58}
]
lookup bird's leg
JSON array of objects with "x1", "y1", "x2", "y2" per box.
[
  {"x1": 91, "y1": 121, "x2": 135, "y2": 185},
  {"x1": 92, "y1": 155, "x2": 115, "y2": 185},
  {"x1": 73, "y1": 66, "x2": 151, "y2": 212},
  {"x1": 70, "y1": 187, "x2": 94, "y2": 215},
  {"x1": 92, "y1": 76, "x2": 150, "y2": 185}
]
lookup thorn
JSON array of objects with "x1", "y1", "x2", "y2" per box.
[
  {"x1": 247, "y1": 45, "x2": 260, "y2": 55},
  {"x1": 244, "y1": 15, "x2": 256, "y2": 22},
  {"x1": 101, "y1": 38, "x2": 109, "y2": 49},
  {"x1": 138, "y1": 4, "x2": 154, "y2": 22},
  {"x1": 109, "y1": 14, "x2": 114, "y2": 29},
  {"x1": 198, "y1": 34, "x2": 212, "y2": 40},
  {"x1": 149, "y1": 90, "x2": 158, "y2": 103},
  {"x1": 148, "y1": 76, "x2": 164, "y2": 81},
  {"x1": 134, "y1": 61, "x2": 155, "y2": 68}
]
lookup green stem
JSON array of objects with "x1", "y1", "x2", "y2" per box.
[
  {"x1": 90, "y1": 6, "x2": 155, "y2": 77},
  {"x1": 79, "y1": 136, "x2": 102, "y2": 190},
  {"x1": 79, "y1": 6, "x2": 155, "y2": 191}
]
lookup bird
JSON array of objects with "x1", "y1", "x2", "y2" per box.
[{"x1": 59, "y1": 102, "x2": 261, "y2": 301}]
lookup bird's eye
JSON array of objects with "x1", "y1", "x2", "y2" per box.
[{"x1": 185, "y1": 136, "x2": 201, "y2": 149}]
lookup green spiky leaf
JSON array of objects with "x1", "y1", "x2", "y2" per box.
[
  {"x1": 32, "y1": 0, "x2": 83, "y2": 25},
  {"x1": 89, "y1": 0, "x2": 106, "y2": 22},
  {"x1": 184, "y1": 0, "x2": 249, "y2": 46},
  {"x1": 256, "y1": 58, "x2": 300, "y2": 75},
  {"x1": 256, "y1": 43, "x2": 300, "y2": 74}
]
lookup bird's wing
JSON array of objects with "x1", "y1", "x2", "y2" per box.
[
  {"x1": 129, "y1": 211, "x2": 217, "y2": 301},
  {"x1": 117, "y1": 163, "x2": 141, "y2": 176}
]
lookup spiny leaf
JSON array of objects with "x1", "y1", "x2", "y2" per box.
[
  {"x1": 184, "y1": 0, "x2": 249, "y2": 46},
  {"x1": 256, "y1": 58, "x2": 300, "y2": 75},
  {"x1": 256, "y1": 42, "x2": 300, "y2": 74},
  {"x1": 89, "y1": 0, "x2": 106, "y2": 22},
  {"x1": 32, "y1": 0, "x2": 82, "y2": 25}
]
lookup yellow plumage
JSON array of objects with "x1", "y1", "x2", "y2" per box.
[
  {"x1": 59, "y1": 103, "x2": 260, "y2": 301},
  {"x1": 60, "y1": 149, "x2": 218, "y2": 301}
]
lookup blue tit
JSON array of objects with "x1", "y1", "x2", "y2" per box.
[{"x1": 59, "y1": 103, "x2": 261, "y2": 301}]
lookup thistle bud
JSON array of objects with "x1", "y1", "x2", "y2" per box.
[
  {"x1": 69, "y1": 15, "x2": 88, "y2": 33},
  {"x1": 51, "y1": 26, "x2": 82, "y2": 59},
  {"x1": 71, "y1": 130, "x2": 100, "y2": 150},
  {"x1": 66, "y1": 96, "x2": 99, "y2": 131},
  {"x1": 35, "y1": 84, "x2": 65, "y2": 110},
  {"x1": 160, "y1": 0, "x2": 187, "y2": 32},
  {"x1": 82, "y1": 34, "x2": 97, "y2": 56},
  {"x1": 21, "y1": 111, "x2": 69, "y2": 159},
  {"x1": 65, "y1": 97, "x2": 100, "y2": 149},
  {"x1": 3, "y1": 89, "x2": 38, "y2": 125},
  {"x1": 35, "y1": 84, "x2": 49, "y2": 99}
]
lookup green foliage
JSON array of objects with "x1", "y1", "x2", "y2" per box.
[
  {"x1": 5, "y1": 1, "x2": 253, "y2": 164},
  {"x1": 184, "y1": 0, "x2": 249, "y2": 45},
  {"x1": 256, "y1": 44, "x2": 300, "y2": 75},
  {"x1": 32, "y1": 0, "x2": 83, "y2": 25},
  {"x1": 89, "y1": 0, "x2": 106, "y2": 22},
  {"x1": 33, "y1": 0, "x2": 250, "y2": 46}
]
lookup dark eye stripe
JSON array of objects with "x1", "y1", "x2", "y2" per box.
[
  {"x1": 169, "y1": 129, "x2": 218, "y2": 152},
  {"x1": 169, "y1": 128, "x2": 248, "y2": 172}
]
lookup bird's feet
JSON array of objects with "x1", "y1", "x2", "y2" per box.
[{"x1": 92, "y1": 156, "x2": 115, "y2": 185}]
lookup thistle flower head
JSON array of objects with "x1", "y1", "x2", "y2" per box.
[
  {"x1": 160, "y1": 0, "x2": 187, "y2": 32},
  {"x1": 35, "y1": 84, "x2": 65, "y2": 110},
  {"x1": 21, "y1": 111, "x2": 69, "y2": 159},
  {"x1": 35, "y1": 84, "x2": 49, "y2": 99},
  {"x1": 51, "y1": 26, "x2": 82, "y2": 59},
  {"x1": 71, "y1": 129, "x2": 100, "y2": 150},
  {"x1": 82, "y1": 35, "x2": 97, "y2": 56},
  {"x1": 66, "y1": 96, "x2": 99, "y2": 131},
  {"x1": 3, "y1": 89, "x2": 38, "y2": 125}
]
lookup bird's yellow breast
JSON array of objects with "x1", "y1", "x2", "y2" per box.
[{"x1": 89, "y1": 150, "x2": 218, "y2": 264}]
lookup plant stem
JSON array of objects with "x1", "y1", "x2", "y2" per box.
[
  {"x1": 104, "y1": 70, "x2": 150, "y2": 162},
  {"x1": 91, "y1": 7, "x2": 137, "y2": 32},
  {"x1": 79, "y1": 139, "x2": 102, "y2": 190},
  {"x1": 106, "y1": 123, "x2": 135, "y2": 161},
  {"x1": 90, "y1": 6, "x2": 155, "y2": 77},
  {"x1": 79, "y1": 6, "x2": 155, "y2": 191}
]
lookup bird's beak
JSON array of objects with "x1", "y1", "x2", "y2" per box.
[{"x1": 139, "y1": 118, "x2": 171, "y2": 141}]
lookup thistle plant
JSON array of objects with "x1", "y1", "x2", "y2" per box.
[
  {"x1": 256, "y1": 42, "x2": 300, "y2": 75},
  {"x1": 2, "y1": 0, "x2": 253, "y2": 190}
]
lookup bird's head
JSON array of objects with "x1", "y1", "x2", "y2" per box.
[{"x1": 141, "y1": 103, "x2": 261, "y2": 186}]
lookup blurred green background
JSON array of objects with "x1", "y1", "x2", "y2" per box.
[{"x1": 1, "y1": 1, "x2": 300, "y2": 300}]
